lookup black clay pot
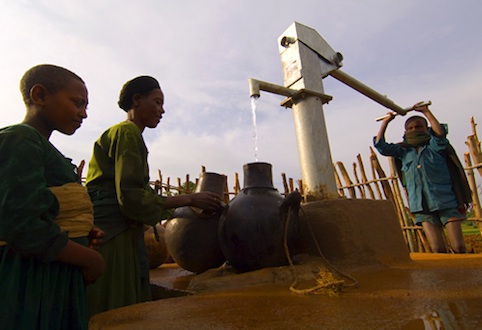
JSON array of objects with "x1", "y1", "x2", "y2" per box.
[
  {"x1": 219, "y1": 162, "x2": 301, "y2": 273},
  {"x1": 165, "y1": 172, "x2": 227, "y2": 273}
]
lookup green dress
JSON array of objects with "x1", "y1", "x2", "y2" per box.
[
  {"x1": 85, "y1": 121, "x2": 171, "y2": 317},
  {"x1": 0, "y1": 124, "x2": 88, "y2": 330}
]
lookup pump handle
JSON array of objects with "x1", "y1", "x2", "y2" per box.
[{"x1": 375, "y1": 100, "x2": 432, "y2": 122}]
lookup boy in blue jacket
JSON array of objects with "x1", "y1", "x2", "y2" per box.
[{"x1": 374, "y1": 102, "x2": 467, "y2": 253}]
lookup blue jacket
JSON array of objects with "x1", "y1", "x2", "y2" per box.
[{"x1": 373, "y1": 132, "x2": 458, "y2": 213}]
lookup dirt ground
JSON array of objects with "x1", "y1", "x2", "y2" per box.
[{"x1": 465, "y1": 234, "x2": 482, "y2": 253}]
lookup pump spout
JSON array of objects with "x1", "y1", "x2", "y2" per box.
[{"x1": 249, "y1": 78, "x2": 297, "y2": 98}]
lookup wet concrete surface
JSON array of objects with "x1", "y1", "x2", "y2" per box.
[{"x1": 89, "y1": 253, "x2": 482, "y2": 329}]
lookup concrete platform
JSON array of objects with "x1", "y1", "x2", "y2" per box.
[{"x1": 89, "y1": 253, "x2": 482, "y2": 329}]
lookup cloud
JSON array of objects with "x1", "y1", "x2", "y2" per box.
[{"x1": 1, "y1": 0, "x2": 482, "y2": 192}]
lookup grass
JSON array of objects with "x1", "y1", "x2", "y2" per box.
[
  {"x1": 460, "y1": 220, "x2": 482, "y2": 253},
  {"x1": 461, "y1": 220, "x2": 481, "y2": 235}
]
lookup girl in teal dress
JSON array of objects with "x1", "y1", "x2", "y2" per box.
[
  {"x1": 0, "y1": 64, "x2": 105, "y2": 330},
  {"x1": 85, "y1": 76, "x2": 221, "y2": 317}
]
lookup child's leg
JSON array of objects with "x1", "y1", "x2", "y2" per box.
[
  {"x1": 439, "y1": 208, "x2": 467, "y2": 253},
  {"x1": 445, "y1": 221, "x2": 467, "y2": 253},
  {"x1": 421, "y1": 221, "x2": 447, "y2": 253}
]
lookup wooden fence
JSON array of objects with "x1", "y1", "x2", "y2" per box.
[
  {"x1": 335, "y1": 116, "x2": 482, "y2": 252},
  {"x1": 145, "y1": 117, "x2": 482, "y2": 253}
]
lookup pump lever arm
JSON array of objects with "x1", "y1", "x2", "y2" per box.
[
  {"x1": 329, "y1": 70, "x2": 408, "y2": 115},
  {"x1": 375, "y1": 101, "x2": 432, "y2": 122}
]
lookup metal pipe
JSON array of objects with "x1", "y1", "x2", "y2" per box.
[
  {"x1": 329, "y1": 70, "x2": 408, "y2": 115},
  {"x1": 290, "y1": 96, "x2": 338, "y2": 200},
  {"x1": 249, "y1": 78, "x2": 297, "y2": 98},
  {"x1": 375, "y1": 100, "x2": 432, "y2": 121}
]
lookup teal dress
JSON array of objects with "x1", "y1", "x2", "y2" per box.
[
  {"x1": 0, "y1": 124, "x2": 88, "y2": 330},
  {"x1": 85, "y1": 121, "x2": 171, "y2": 317}
]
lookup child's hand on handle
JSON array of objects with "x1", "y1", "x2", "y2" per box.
[
  {"x1": 381, "y1": 111, "x2": 396, "y2": 124},
  {"x1": 375, "y1": 100, "x2": 432, "y2": 122},
  {"x1": 412, "y1": 100, "x2": 432, "y2": 113}
]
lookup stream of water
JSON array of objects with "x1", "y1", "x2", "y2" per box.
[{"x1": 250, "y1": 96, "x2": 259, "y2": 162}]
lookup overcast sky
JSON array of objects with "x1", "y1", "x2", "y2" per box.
[{"x1": 1, "y1": 0, "x2": 481, "y2": 191}]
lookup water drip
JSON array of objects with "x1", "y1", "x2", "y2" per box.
[{"x1": 250, "y1": 96, "x2": 259, "y2": 162}]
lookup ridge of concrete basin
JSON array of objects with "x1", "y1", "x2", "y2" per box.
[{"x1": 89, "y1": 253, "x2": 482, "y2": 330}]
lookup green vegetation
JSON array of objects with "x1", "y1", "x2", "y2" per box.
[
  {"x1": 460, "y1": 209, "x2": 481, "y2": 235},
  {"x1": 462, "y1": 220, "x2": 481, "y2": 235},
  {"x1": 461, "y1": 216, "x2": 482, "y2": 253}
]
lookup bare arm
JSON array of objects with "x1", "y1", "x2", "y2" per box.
[
  {"x1": 375, "y1": 112, "x2": 396, "y2": 143},
  {"x1": 413, "y1": 102, "x2": 445, "y2": 137},
  {"x1": 165, "y1": 192, "x2": 221, "y2": 211},
  {"x1": 56, "y1": 240, "x2": 106, "y2": 285}
]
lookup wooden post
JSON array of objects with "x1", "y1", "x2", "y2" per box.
[
  {"x1": 234, "y1": 172, "x2": 241, "y2": 194},
  {"x1": 165, "y1": 177, "x2": 170, "y2": 196},
  {"x1": 157, "y1": 170, "x2": 163, "y2": 195},
  {"x1": 297, "y1": 179, "x2": 304, "y2": 201},
  {"x1": 464, "y1": 153, "x2": 482, "y2": 235},
  {"x1": 77, "y1": 160, "x2": 85, "y2": 183},
  {"x1": 369, "y1": 147, "x2": 383, "y2": 199},
  {"x1": 153, "y1": 180, "x2": 161, "y2": 195},
  {"x1": 466, "y1": 136, "x2": 482, "y2": 177},
  {"x1": 333, "y1": 165, "x2": 346, "y2": 197},
  {"x1": 336, "y1": 161, "x2": 356, "y2": 198},
  {"x1": 289, "y1": 178, "x2": 294, "y2": 193},
  {"x1": 388, "y1": 157, "x2": 417, "y2": 251},
  {"x1": 466, "y1": 116, "x2": 482, "y2": 176},
  {"x1": 352, "y1": 162, "x2": 365, "y2": 198},
  {"x1": 370, "y1": 147, "x2": 394, "y2": 201},
  {"x1": 357, "y1": 154, "x2": 375, "y2": 199},
  {"x1": 177, "y1": 177, "x2": 182, "y2": 194},
  {"x1": 223, "y1": 174, "x2": 230, "y2": 203},
  {"x1": 281, "y1": 173, "x2": 289, "y2": 195},
  {"x1": 185, "y1": 174, "x2": 190, "y2": 193}
]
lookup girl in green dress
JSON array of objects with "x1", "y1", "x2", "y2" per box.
[
  {"x1": 0, "y1": 64, "x2": 105, "y2": 329},
  {"x1": 85, "y1": 76, "x2": 221, "y2": 317}
]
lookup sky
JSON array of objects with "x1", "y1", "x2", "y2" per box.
[{"x1": 1, "y1": 0, "x2": 481, "y2": 192}]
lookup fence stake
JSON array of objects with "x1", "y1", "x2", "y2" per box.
[
  {"x1": 464, "y1": 153, "x2": 482, "y2": 236},
  {"x1": 357, "y1": 154, "x2": 375, "y2": 199}
]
